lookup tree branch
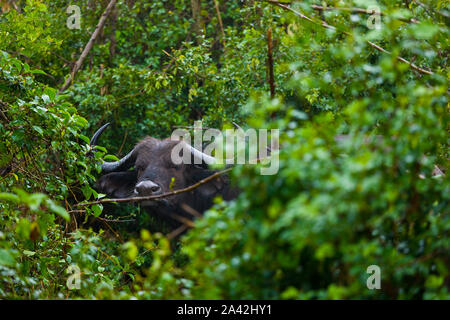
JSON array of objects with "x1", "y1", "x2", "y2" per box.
[
  {"x1": 190, "y1": 0, "x2": 203, "y2": 44},
  {"x1": 265, "y1": 0, "x2": 434, "y2": 76},
  {"x1": 267, "y1": 27, "x2": 276, "y2": 99},
  {"x1": 264, "y1": 1, "x2": 420, "y2": 23},
  {"x1": 76, "y1": 167, "x2": 232, "y2": 207},
  {"x1": 412, "y1": 0, "x2": 449, "y2": 19},
  {"x1": 213, "y1": 0, "x2": 226, "y2": 47},
  {"x1": 59, "y1": 0, "x2": 117, "y2": 92},
  {"x1": 310, "y1": 4, "x2": 419, "y2": 24},
  {"x1": 166, "y1": 225, "x2": 190, "y2": 240}
]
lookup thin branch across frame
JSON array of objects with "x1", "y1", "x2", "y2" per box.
[
  {"x1": 76, "y1": 167, "x2": 232, "y2": 207},
  {"x1": 265, "y1": 1, "x2": 420, "y2": 23},
  {"x1": 265, "y1": 0, "x2": 434, "y2": 76}
]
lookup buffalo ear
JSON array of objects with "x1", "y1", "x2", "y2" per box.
[{"x1": 95, "y1": 170, "x2": 138, "y2": 198}]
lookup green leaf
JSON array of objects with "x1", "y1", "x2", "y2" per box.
[
  {"x1": 410, "y1": 23, "x2": 440, "y2": 40},
  {"x1": 31, "y1": 69, "x2": 47, "y2": 75},
  {"x1": 104, "y1": 154, "x2": 120, "y2": 161},
  {"x1": 46, "y1": 199, "x2": 70, "y2": 221},
  {"x1": 78, "y1": 134, "x2": 90, "y2": 144},
  {"x1": 23, "y1": 250, "x2": 36, "y2": 257},
  {"x1": 33, "y1": 125, "x2": 44, "y2": 135},
  {"x1": 0, "y1": 192, "x2": 20, "y2": 203},
  {"x1": 92, "y1": 204, "x2": 103, "y2": 217},
  {"x1": 0, "y1": 249, "x2": 16, "y2": 267},
  {"x1": 16, "y1": 218, "x2": 31, "y2": 240},
  {"x1": 94, "y1": 146, "x2": 107, "y2": 153}
]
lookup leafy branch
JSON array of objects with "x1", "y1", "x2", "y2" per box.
[{"x1": 265, "y1": 0, "x2": 434, "y2": 75}]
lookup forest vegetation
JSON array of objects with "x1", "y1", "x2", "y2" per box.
[{"x1": 0, "y1": 0, "x2": 448, "y2": 299}]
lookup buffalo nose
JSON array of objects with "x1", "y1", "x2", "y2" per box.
[{"x1": 135, "y1": 181, "x2": 161, "y2": 196}]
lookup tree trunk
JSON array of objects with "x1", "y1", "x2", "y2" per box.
[
  {"x1": 109, "y1": 4, "x2": 118, "y2": 65},
  {"x1": 190, "y1": 0, "x2": 203, "y2": 44}
]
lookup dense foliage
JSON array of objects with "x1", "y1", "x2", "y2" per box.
[{"x1": 0, "y1": 0, "x2": 448, "y2": 299}]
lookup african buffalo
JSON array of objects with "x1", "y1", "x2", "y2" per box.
[{"x1": 89, "y1": 123, "x2": 238, "y2": 227}]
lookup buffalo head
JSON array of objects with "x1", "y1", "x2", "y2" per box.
[{"x1": 90, "y1": 124, "x2": 237, "y2": 224}]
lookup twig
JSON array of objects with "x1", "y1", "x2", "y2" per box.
[
  {"x1": 47, "y1": 51, "x2": 73, "y2": 66},
  {"x1": 117, "y1": 130, "x2": 128, "y2": 156},
  {"x1": 265, "y1": 1, "x2": 420, "y2": 23},
  {"x1": 213, "y1": 0, "x2": 226, "y2": 47},
  {"x1": 0, "y1": 166, "x2": 11, "y2": 177},
  {"x1": 367, "y1": 40, "x2": 432, "y2": 75},
  {"x1": 10, "y1": 0, "x2": 19, "y2": 11},
  {"x1": 181, "y1": 203, "x2": 203, "y2": 218},
  {"x1": 0, "y1": 108, "x2": 9, "y2": 122},
  {"x1": 162, "y1": 49, "x2": 174, "y2": 58},
  {"x1": 100, "y1": 218, "x2": 122, "y2": 241},
  {"x1": 266, "y1": 0, "x2": 434, "y2": 76},
  {"x1": 59, "y1": 0, "x2": 118, "y2": 92},
  {"x1": 166, "y1": 225, "x2": 190, "y2": 240},
  {"x1": 166, "y1": 212, "x2": 195, "y2": 228},
  {"x1": 162, "y1": 47, "x2": 182, "y2": 75},
  {"x1": 412, "y1": 0, "x2": 449, "y2": 19},
  {"x1": 76, "y1": 167, "x2": 232, "y2": 207},
  {"x1": 313, "y1": 4, "x2": 419, "y2": 24},
  {"x1": 67, "y1": 209, "x2": 86, "y2": 214},
  {"x1": 172, "y1": 125, "x2": 213, "y2": 130},
  {"x1": 96, "y1": 217, "x2": 136, "y2": 223},
  {"x1": 267, "y1": 27, "x2": 275, "y2": 99}
]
